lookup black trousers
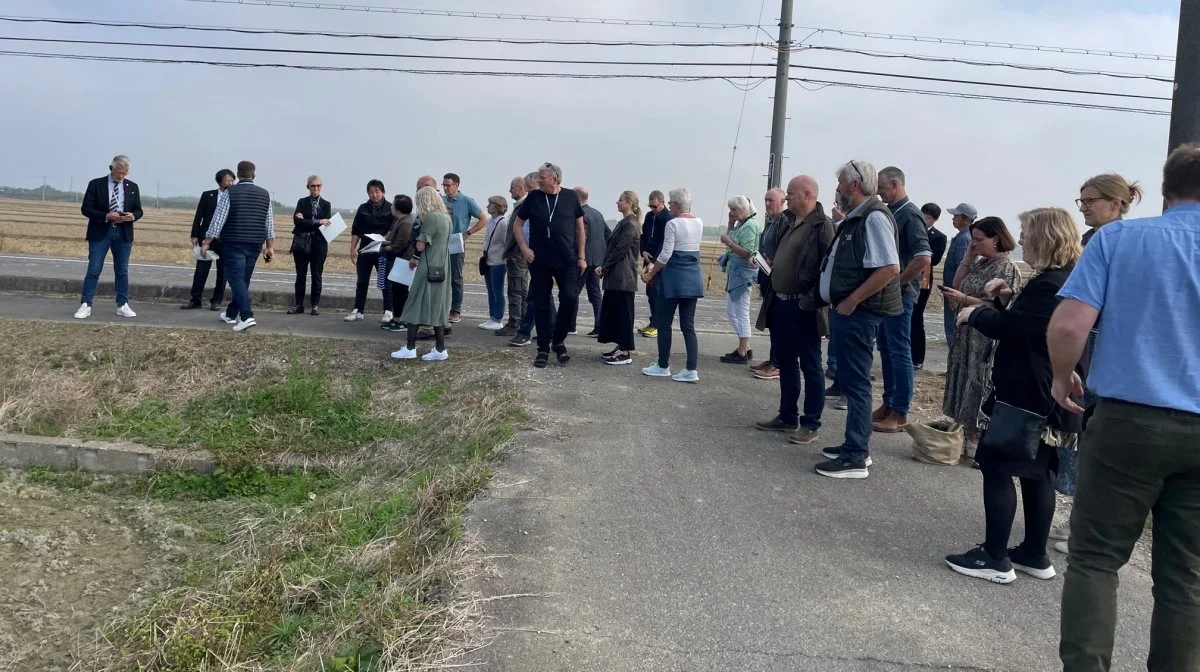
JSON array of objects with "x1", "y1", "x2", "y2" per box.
[
  {"x1": 189, "y1": 239, "x2": 226, "y2": 306},
  {"x1": 293, "y1": 241, "x2": 328, "y2": 308},
  {"x1": 912, "y1": 287, "x2": 932, "y2": 366},
  {"x1": 387, "y1": 253, "x2": 409, "y2": 317},
  {"x1": 982, "y1": 462, "x2": 1056, "y2": 560},
  {"x1": 530, "y1": 261, "x2": 580, "y2": 352},
  {"x1": 577, "y1": 264, "x2": 602, "y2": 324},
  {"x1": 354, "y1": 251, "x2": 392, "y2": 312}
]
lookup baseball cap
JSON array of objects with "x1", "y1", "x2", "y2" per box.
[{"x1": 947, "y1": 203, "x2": 978, "y2": 219}]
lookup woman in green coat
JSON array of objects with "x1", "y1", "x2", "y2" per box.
[{"x1": 391, "y1": 186, "x2": 453, "y2": 361}]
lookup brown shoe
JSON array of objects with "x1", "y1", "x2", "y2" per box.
[
  {"x1": 788, "y1": 427, "x2": 820, "y2": 445},
  {"x1": 750, "y1": 361, "x2": 769, "y2": 372},
  {"x1": 872, "y1": 411, "x2": 908, "y2": 433},
  {"x1": 752, "y1": 365, "x2": 780, "y2": 380},
  {"x1": 872, "y1": 404, "x2": 892, "y2": 423}
]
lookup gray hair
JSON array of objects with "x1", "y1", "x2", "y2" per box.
[
  {"x1": 306, "y1": 174, "x2": 321, "y2": 186},
  {"x1": 836, "y1": 160, "x2": 878, "y2": 196},
  {"x1": 649, "y1": 190, "x2": 665, "y2": 202},
  {"x1": 538, "y1": 162, "x2": 563, "y2": 184},
  {"x1": 668, "y1": 188, "x2": 692, "y2": 212},
  {"x1": 727, "y1": 195, "x2": 753, "y2": 216},
  {"x1": 878, "y1": 166, "x2": 905, "y2": 186},
  {"x1": 110, "y1": 155, "x2": 130, "y2": 169},
  {"x1": 524, "y1": 171, "x2": 539, "y2": 189},
  {"x1": 415, "y1": 186, "x2": 447, "y2": 218}
]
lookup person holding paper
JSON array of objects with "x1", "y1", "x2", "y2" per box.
[
  {"x1": 753, "y1": 175, "x2": 835, "y2": 447},
  {"x1": 392, "y1": 187, "x2": 453, "y2": 362},
  {"x1": 717, "y1": 195, "x2": 761, "y2": 365},
  {"x1": 288, "y1": 175, "x2": 333, "y2": 316},
  {"x1": 381, "y1": 194, "x2": 414, "y2": 331},
  {"x1": 346, "y1": 179, "x2": 394, "y2": 323},
  {"x1": 183, "y1": 168, "x2": 234, "y2": 311}
]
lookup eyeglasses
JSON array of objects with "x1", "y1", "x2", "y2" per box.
[
  {"x1": 1075, "y1": 197, "x2": 1114, "y2": 209},
  {"x1": 308, "y1": 184, "x2": 322, "y2": 188},
  {"x1": 847, "y1": 160, "x2": 864, "y2": 184}
]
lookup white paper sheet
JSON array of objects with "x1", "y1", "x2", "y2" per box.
[
  {"x1": 320, "y1": 212, "x2": 347, "y2": 243},
  {"x1": 193, "y1": 245, "x2": 219, "y2": 261},
  {"x1": 448, "y1": 232, "x2": 465, "y2": 255},
  {"x1": 753, "y1": 252, "x2": 772, "y2": 275},
  {"x1": 359, "y1": 240, "x2": 384, "y2": 254},
  {"x1": 387, "y1": 259, "x2": 417, "y2": 286}
]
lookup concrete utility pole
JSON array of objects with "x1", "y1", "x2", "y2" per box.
[
  {"x1": 40, "y1": 176, "x2": 46, "y2": 201},
  {"x1": 767, "y1": 0, "x2": 794, "y2": 189},
  {"x1": 1168, "y1": 0, "x2": 1200, "y2": 156}
]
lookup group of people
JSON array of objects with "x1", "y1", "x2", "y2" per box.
[{"x1": 73, "y1": 148, "x2": 1200, "y2": 670}]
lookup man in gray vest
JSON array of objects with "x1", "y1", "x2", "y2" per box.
[
  {"x1": 814, "y1": 159, "x2": 902, "y2": 479},
  {"x1": 201, "y1": 160, "x2": 276, "y2": 332}
]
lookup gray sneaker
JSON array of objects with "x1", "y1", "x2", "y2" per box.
[
  {"x1": 833, "y1": 396, "x2": 848, "y2": 411},
  {"x1": 789, "y1": 427, "x2": 820, "y2": 445}
]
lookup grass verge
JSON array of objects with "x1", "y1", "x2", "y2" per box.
[{"x1": 0, "y1": 320, "x2": 529, "y2": 670}]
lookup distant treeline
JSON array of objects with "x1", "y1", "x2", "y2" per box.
[{"x1": 0, "y1": 185, "x2": 357, "y2": 218}]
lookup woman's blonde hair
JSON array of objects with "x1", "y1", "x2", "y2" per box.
[
  {"x1": 415, "y1": 186, "x2": 446, "y2": 218},
  {"x1": 1080, "y1": 173, "x2": 1143, "y2": 217},
  {"x1": 1020, "y1": 207, "x2": 1083, "y2": 270},
  {"x1": 620, "y1": 190, "x2": 642, "y2": 233}
]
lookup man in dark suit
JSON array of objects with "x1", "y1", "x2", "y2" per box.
[
  {"x1": 182, "y1": 169, "x2": 235, "y2": 310},
  {"x1": 75, "y1": 155, "x2": 143, "y2": 319},
  {"x1": 574, "y1": 186, "x2": 610, "y2": 337}
]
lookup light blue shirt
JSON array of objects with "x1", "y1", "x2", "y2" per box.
[
  {"x1": 107, "y1": 175, "x2": 125, "y2": 212},
  {"x1": 819, "y1": 197, "x2": 899, "y2": 304},
  {"x1": 943, "y1": 228, "x2": 971, "y2": 287},
  {"x1": 443, "y1": 192, "x2": 482, "y2": 236},
  {"x1": 1058, "y1": 204, "x2": 1200, "y2": 414}
]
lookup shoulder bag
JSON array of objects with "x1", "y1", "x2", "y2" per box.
[
  {"x1": 977, "y1": 400, "x2": 1046, "y2": 461},
  {"x1": 478, "y1": 218, "x2": 501, "y2": 277}
]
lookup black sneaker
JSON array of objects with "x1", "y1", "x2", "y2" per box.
[
  {"x1": 825, "y1": 368, "x2": 837, "y2": 381},
  {"x1": 1008, "y1": 546, "x2": 1057, "y2": 580},
  {"x1": 720, "y1": 350, "x2": 751, "y2": 364},
  {"x1": 509, "y1": 335, "x2": 532, "y2": 347},
  {"x1": 945, "y1": 546, "x2": 1016, "y2": 584},
  {"x1": 494, "y1": 324, "x2": 517, "y2": 337},
  {"x1": 382, "y1": 320, "x2": 406, "y2": 332},
  {"x1": 604, "y1": 353, "x2": 632, "y2": 366},
  {"x1": 602, "y1": 348, "x2": 619, "y2": 358},
  {"x1": 825, "y1": 382, "x2": 843, "y2": 397},
  {"x1": 820, "y1": 447, "x2": 873, "y2": 466},
  {"x1": 181, "y1": 302, "x2": 203, "y2": 310},
  {"x1": 287, "y1": 305, "x2": 305, "y2": 315},
  {"x1": 755, "y1": 416, "x2": 799, "y2": 432},
  {"x1": 814, "y1": 457, "x2": 870, "y2": 479}
]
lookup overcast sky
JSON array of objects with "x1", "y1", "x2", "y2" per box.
[{"x1": 2, "y1": 0, "x2": 1180, "y2": 238}]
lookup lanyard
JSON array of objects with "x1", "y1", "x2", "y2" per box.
[{"x1": 544, "y1": 193, "x2": 560, "y2": 238}]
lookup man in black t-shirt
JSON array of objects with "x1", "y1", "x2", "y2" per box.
[{"x1": 511, "y1": 162, "x2": 587, "y2": 368}]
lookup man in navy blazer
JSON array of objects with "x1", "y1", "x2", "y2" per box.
[
  {"x1": 75, "y1": 155, "x2": 143, "y2": 319},
  {"x1": 182, "y1": 169, "x2": 235, "y2": 310}
]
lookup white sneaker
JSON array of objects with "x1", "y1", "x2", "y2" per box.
[
  {"x1": 642, "y1": 364, "x2": 672, "y2": 377},
  {"x1": 422, "y1": 348, "x2": 449, "y2": 362},
  {"x1": 219, "y1": 312, "x2": 237, "y2": 324},
  {"x1": 233, "y1": 317, "x2": 257, "y2": 332},
  {"x1": 344, "y1": 310, "x2": 364, "y2": 322},
  {"x1": 390, "y1": 346, "x2": 417, "y2": 360},
  {"x1": 380, "y1": 310, "x2": 393, "y2": 323},
  {"x1": 116, "y1": 304, "x2": 136, "y2": 318},
  {"x1": 672, "y1": 369, "x2": 700, "y2": 384},
  {"x1": 1049, "y1": 522, "x2": 1070, "y2": 541},
  {"x1": 478, "y1": 320, "x2": 503, "y2": 330},
  {"x1": 73, "y1": 303, "x2": 91, "y2": 319},
  {"x1": 1053, "y1": 540, "x2": 1069, "y2": 555}
]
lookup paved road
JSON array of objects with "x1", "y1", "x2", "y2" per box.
[
  {"x1": 0, "y1": 293, "x2": 1149, "y2": 671},
  {"x1": 0, "y1": 253, "x2": 947, "y2": 338}
]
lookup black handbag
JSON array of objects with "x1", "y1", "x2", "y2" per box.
[
  {"x1": 426, "y1": 264, "x2": 446, "y2": 283},
  {"x1": 978, "y1": 400, "x2": 1046, "y2": 461},
  {"x1": 478, "y1": 221, "x2": 499, "y2": 277},
  {"x1": 290, "y1": 232, "x2": 314, "y2": 256}
]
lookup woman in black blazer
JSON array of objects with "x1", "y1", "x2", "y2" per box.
[
  {"x1": 945, "y1": 207, "x2": 1088, "y2": 585},
  {"x1": 289, "y1": 175, "x2": 333, "y2": 315}
]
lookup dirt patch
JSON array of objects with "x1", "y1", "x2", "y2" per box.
[{"x1": 0, "y1": 470, "x2": 228, "y2": 671}]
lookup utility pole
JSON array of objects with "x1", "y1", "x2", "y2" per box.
[
  {"x1": 40, "y1": 176, "x2": 47, "y2": 201},
  {"x1": 1168, "y1": 0, "x2": 1200, "y2": 156},
  {"x1": 767, "y1": 0, "x2": 794, "y2": 190}
]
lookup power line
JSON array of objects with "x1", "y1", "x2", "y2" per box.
[
  {"x1": 0, "y1": 36, "x2": 1171, "y2": 102},
  {"x1": 0, "y1": 15, "x2": 765, "y2": 48},
  {"x1": 800, "y1": 27, "x2": 1173, "y2": 62},
  {"x1": 800, "y1": 45, "x2": 1173, "y2": 83},
  {"x1": 791, "y1": 78, "x2": 1167, "y2": 116},
  {"x1": 181, "y1": 0, "x2": 762, "y2": 30},
  {"x1": 0, "y1": 48, "x2": 1168, "y2": 116}
]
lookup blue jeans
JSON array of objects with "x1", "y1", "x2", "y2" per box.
[
  {"x1": 770, "y1": 299, "x2": 824, "y2": 430},
  {"x1": 222, "y1": 241, "x2": 261, "y2": 321},
  {"x1": 830, "y1": 309, "x2": 885, "y2": 460},
  {"x1": 656, "y1": 297, "x2": 698, "y2": 371},
  {"x1": 81, "y1": 226, "x2": 132, "y2": 306},
  {"x1": 827, "y1": 335, "x2": 837, "y2": 374},
  {"x1": 518, "y1": 284, "x2": 556, "y2": 338},
  {"x1": 877, "y1": 294, "x2": 915, "y2": 415},
  {"x1": 450, "y1": 252, "x2": 465, "y2": 314},
  {"x1": 485, "y1": 264, "x2": 506, "y2": 322}
]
